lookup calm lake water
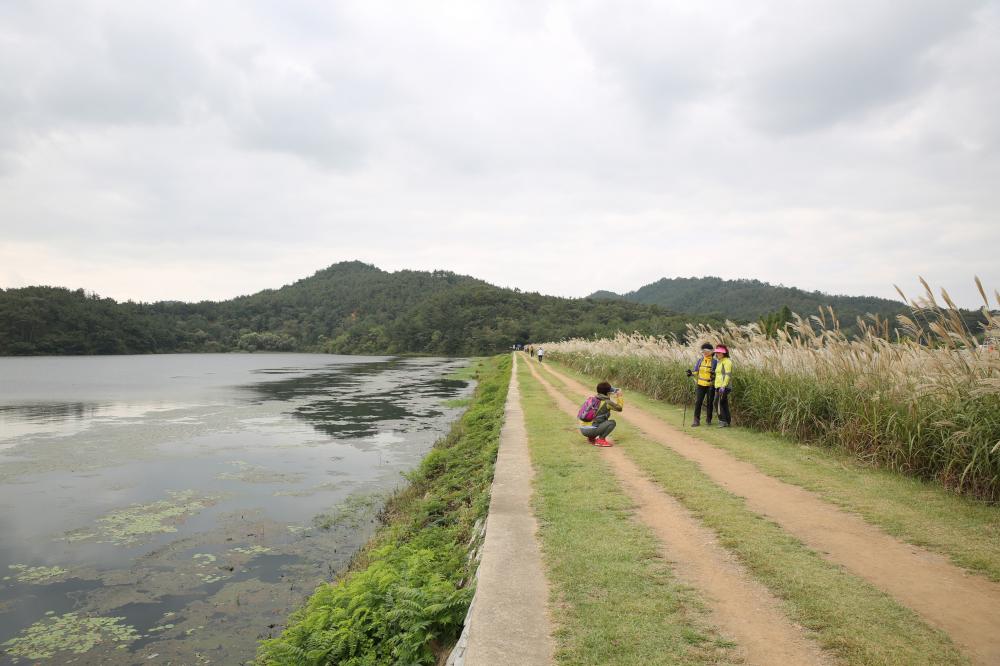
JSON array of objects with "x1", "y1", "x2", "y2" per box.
[{"x1": 0, "y1": 353, "x2": 473, "y2": 665}]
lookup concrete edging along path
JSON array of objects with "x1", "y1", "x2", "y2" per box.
[
  {"x1": 541, "y1": 361, "x2": 1000, "y2": 666},
  {"x1": 463, "y1": 354, "x2": 554, "y2": 666},
  {"x1": 524, "y1": 358, "x2": 831, "y2": 666}
]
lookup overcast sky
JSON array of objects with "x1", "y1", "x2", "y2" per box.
[{"x1": 1, "y1": 1, "x2": 998, "y2": 308}]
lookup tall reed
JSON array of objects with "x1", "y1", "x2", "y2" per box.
[{"x1": 546, "y1": 279, "x2": 1000, "y2": 501}]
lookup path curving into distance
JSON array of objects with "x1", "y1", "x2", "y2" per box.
[
  {"x1": 464, "y1": 354, "x2": 554, "y2": 665},
  {"x1": 540, "y1": 360, "x2": 1000, "y2": 666},
  {"x1": 525, "y1": 359, "x2": 831, "y2": 666}
]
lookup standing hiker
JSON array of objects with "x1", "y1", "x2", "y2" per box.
[
  {"x1": 578, "y1": 381, "x2": 623, "y2": 447},
  {"x1": 686, "y1": 342, "x2": 717, "y2": 427},
  {"x1": 714, "y1": 345, "x2": 733, "y2": 427},
  {"x1": 537, "y1": 347, "x2": 545, "y2": 363}
]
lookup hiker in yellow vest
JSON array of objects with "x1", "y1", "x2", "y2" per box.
[
  {"x1": 686, "y1": 343, "x2": 717, "y2": 427},
  {"x1": 714, "y1": 345, "x2": 733, "y2": 427}
]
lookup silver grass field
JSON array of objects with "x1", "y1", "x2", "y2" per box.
[{"x1": 546, "y1": 279, "x2": 1000, "y2": 501}]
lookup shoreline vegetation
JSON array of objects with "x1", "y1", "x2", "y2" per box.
[
  {"x1": 544, "y1": 280, "x2": 1000, "y2": 501},
  {"x1": 256, "y1": 356, "x2": 509, "y2": 665}
]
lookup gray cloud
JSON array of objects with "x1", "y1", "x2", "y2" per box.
[
  {"x1": 0, "y1": 0, "x2": 998, "y2": 308},
  {"x1": 739, "y1": 0, "x2": 987, "y2": 133}
]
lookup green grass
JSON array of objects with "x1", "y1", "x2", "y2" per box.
[
  {"x1": 530, "y1": 362, "x2": 967, "y2": 665},
  {"x1": 517, "y1": 361, "x2": 737, "y2": 665},
  {"x1": 443, "y1": 358, "x2": 486, "y2": 381},
  {"x1": 257, "y1": 355, "x2": 510, "y2": 665},
  {"x1": 441, "y1": 398, "x2": 472, "y2": 408},
  {"x1": 312, "y1": 491, "x2": 385, "y2": 531},
  {"x1": 548, "y1": 360, "x2": 1000, "y2": 583}
]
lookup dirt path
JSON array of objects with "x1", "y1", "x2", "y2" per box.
[
  {"x1": 525, "y1": 359, "x2": 830, "y2": 666},
  {"x1": 540, "y1": 360, "x2": 1000, "y2": 666},
  {"x1": 464, "y1": 354, "x2": 554, "y2": 665}
]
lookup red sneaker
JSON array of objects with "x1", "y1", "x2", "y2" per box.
[
  {"x1": 587, "y1": 437, "x2": 597, "y2": 445},
  {"x1": 595, "y1": 438, "x2": 613, "y2": 447}
]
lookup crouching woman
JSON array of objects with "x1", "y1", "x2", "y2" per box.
[{"x1": 579, "y1": 381, "x2": 623, "y2": 447}]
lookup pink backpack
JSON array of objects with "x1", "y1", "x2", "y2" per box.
[{"x1": 577, "y1": 396, "x2": 601, "y2": 422}]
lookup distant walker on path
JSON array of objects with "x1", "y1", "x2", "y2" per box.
[{"x1": 537, "y1": 347, "x2": 545, "y2": 363}]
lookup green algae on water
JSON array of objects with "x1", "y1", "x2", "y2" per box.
[
  {"x1": 2, "y1": 612, "x2": 139, "y2": 661},
  {"x1": 230, "y1": 545, "x2": 271, "y2": 555},
  {"x1": 217, "y1": 460, "x2": 305, "y2": 484},
  {"x1": 192, "y1": 552, "x2": 228, "y2": 584},
  {"x1": 273, "y1": 480, "x2": 342, "y2": 497},
  {"x1": 7, "y1": 564, "x2": 69, "y2": 584},
  {"x1": 62, "y1": 490, "x2": 220, "y2": 546}
]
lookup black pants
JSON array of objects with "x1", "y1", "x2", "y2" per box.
[
  {"x1": 717, "y1": 390, "x2": 730, "y2": 424},
  {"x1": 694, "y1": 385, "x2": 715, "y2": 423}
]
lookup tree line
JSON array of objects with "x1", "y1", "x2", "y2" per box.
[{"x1": 0, "y1": 262, "x2": 715, "y2": 356}]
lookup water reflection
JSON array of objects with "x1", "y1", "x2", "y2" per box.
[
  {"x1": 241, "y1": 359, "x2": 463, "y2": 439},
  {"x1": 0, "y1": 354, "x2": 473, "y2": 665},
  {"x1": 0, "y1": 402, "x2": 101, "y2": 423}
]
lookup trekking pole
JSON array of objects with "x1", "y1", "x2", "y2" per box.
[{"x1": 682, "y1": 377, "x2": 692, "y2": 427}]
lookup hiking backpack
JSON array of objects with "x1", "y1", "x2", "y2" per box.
[{"x1": 577, "y1": 396, "x2": 602, "y2": 423}]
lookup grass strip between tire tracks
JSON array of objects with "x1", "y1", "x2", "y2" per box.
[
  {"x1": 548, "y1": 359, "x2": 1000, "y2": 583},
  {"x1": 533, "y1": 359, "x2": 966, "y2": 665},
  {"x1": 517, "y1": 361, "x2": 738, "y2": 665}
]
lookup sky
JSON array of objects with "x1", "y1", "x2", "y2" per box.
[{"x1": 1, "y1": 0, "x2": 998, "y2": 308}]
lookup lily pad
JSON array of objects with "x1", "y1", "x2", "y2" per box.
[
  {"x1": 7, "y1": 564, "x2": 69, "y2": 584},
  {"x1": 2, "y1": 612, "x2": 139, "y2": 661},
  {"x1": 229, "y1": 545, "x2": 271, "y2": 556},
  {"x1": 62, "y1": 490, "x2": 220, "y2": 546}
]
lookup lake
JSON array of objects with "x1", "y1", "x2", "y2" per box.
[{"x1": 0, "y1": 353, "x2": 473, "y2": 665}]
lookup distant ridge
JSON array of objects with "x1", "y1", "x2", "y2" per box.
[
  {"x1": 0, "y1": 261, "x2": 715, "y2": 356},
  {"x1": 590, "y1": 276, "x2": 907, "y2": 330}
]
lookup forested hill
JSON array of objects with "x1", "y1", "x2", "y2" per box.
[
  {"x1": 0, "y1": 261, "x2": 713, "y2": 356},
  {"x1": 590, "y1": 276, "x2": 908, "y2": 330}
]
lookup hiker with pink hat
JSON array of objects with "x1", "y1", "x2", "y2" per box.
[{"x1": 713, "y1": 345, "x2": 733, "y2": 427}]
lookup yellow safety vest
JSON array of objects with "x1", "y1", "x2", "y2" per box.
[
  {"x1": 694, "y1": 355, "x2": 715, "y2": 387},
  {"x1": 714, "y1": 357, "x2": 733, "y2": 389}
]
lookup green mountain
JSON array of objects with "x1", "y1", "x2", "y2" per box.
[
  {"x1": 0, "y1": 261, "x2": 714, "y2": 356},
  {"x1": 590, "y1": 276, "x2": 908, "y2": 330}
]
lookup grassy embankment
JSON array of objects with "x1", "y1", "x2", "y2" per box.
[
  {"x1": 544, "y1": 284, "x2": 1000, "y2": 501},
  {"x1": 530, "y1": 361, "x2": 967, "y2": 665},
  {"x1": 516, "y1": 360, "x2": 738, "y2": 665},
  {"x1": 257, "y1": 356, "x2": 507, "y2": 666},
  {"x1": 548, "y1": 358, "x2": 1000, "y2": 582}
]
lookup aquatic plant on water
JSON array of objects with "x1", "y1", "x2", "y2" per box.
[
  {"x1": 2, "y1": 612, "x2": 139, "y2": 662},
  {"x1": 5, "y1": 564, "x2": 68, "y2": 584},
  {"x1": 62, "y1": 490, "x2": 220, "y2": 546}
]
